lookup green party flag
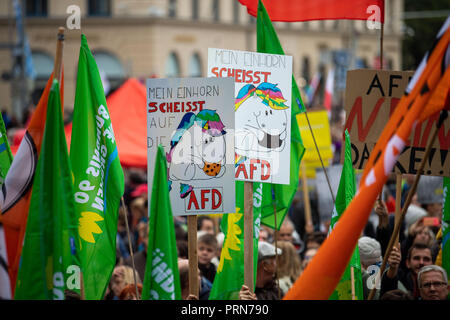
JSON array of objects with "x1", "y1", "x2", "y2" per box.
[
  {"x1": 0, "y1": 112, "x2": 13, "y2": 186},
  {"x1": 209, "y1": 182, "x2": 262, "y2": 300},
  {"x1": 142, "y1": 145, "x2": 181, "y2": 300},
  {"x1": 70, "y1": 34, "x2": 124, "y2": 300},
  {"x1": 442, "y1": 177, "x2": 449, "y2": 293},
  {"x1": 328, "y1": 130, "x2": 363, "y2": 300},
  {"x1": 15, "y1": 79, "x2": 80, "y2": 299},
  {"x1": 256, "y1": 0, "x2": 306, "y2": 230}
]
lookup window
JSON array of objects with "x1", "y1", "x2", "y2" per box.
[
  {"x1": 31, "y1": 51, "x2": 53, "y2": 80},
  {"x1": 30, "y1": 50, "x2": 53, "y2": 105},
  {"x1": 168, "y1": 0, "x2": 176, "y2": 18},
  {"x1": 25, "y1": 0, "x2": 47, "y2": 17},
  {"x1": 165, "y1": 52, "x2": 180, "y2": 78},
  {"x1": 192, "y1": 0, "x2": 198, "y2": 20},
  {"x1": 188, "y1": 53, "x2": 202, "y2": 77},
  {"x1": 233, "y1": 0, "x2": 239, "y2": 24},
  {"x1": 92, "y1": 51, "x2": 125, "y2": 92},
  {"x1": 212, "y1": 0, "x2": 219, "y2": 22},
  {"x1": 87, "y1": 0, "x2": 111, "y2": 17}
]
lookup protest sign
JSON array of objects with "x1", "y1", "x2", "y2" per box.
[
  {"x1": 297, "y1": 110, "x2": 333, "y2": 178},
  {"x1": 208, "y1": 48, "x2": 293, "y2": 184},
  {"x1": 147, "y1": 77, "x2": 235, "y2": 216},
  {"x1": 344, "y1": 69, "x2": 450, "y2": 177}
]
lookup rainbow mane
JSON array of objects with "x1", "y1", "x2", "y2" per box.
[
  {"x1": 194, "y1": 109, "x2": 226, "y2": 137},
  {"x1": 235, "y1": 82, "x2": 288, "y2": 111},
  {"x1": 235, "y1": 84, "x2": 256, "y2": 110},
  {"x1": 166, "y1": 110, "x2": 226, "y2": 164}
]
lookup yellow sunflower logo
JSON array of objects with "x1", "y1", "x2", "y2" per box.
[
  {"x1": 217, "y1": 208, "x2": 243, "y2": 273},
  {"x1": 78, "y1": 211, "x2": 104, "y2": 243}
]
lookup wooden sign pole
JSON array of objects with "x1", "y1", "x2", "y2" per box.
[
  {"x1": 187, "y1": 215, "x2": 199, "y2": 298},
  {"x1": 350, "y1": 266, "x2": 356, "y2": 300},
  {"x1": 244, "y1": 181, "x2": 254, "y2": 293},
  {"x1": 301, "y1": 163, "x2": 313, "y2": 229},
  {"x1": 120, "y1": 197, "x2": 140, "y2": 299},
  {"x1": 272, "y1": 191, "x2": 281, "y2": 300}
]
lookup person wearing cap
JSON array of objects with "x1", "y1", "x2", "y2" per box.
[
  {"x1": 358, "y1": 236, "x2": 383, "y2": 299},
  {"x1": 254, "y1": 241, "x2": 282, "y2": 300}
]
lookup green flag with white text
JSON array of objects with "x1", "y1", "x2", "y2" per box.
[
  {"x1": 256, "y1": 0, "x2": 306, "y2": 230},
  {"x1": 70, "y1": 34, "x2": 124, "y2": 300},
  {"x1": 142, "y1": 145, "x2": 181, "y2": 300},
  {"x1": 209, "y1": 182, "x2": 262, "y2": 300},
  {"x1": 328, "y1": 130, "x2": 363, "y2": 300},
  {"x1": 15, "y1": 79, "x2": 80, "y2": 299}
]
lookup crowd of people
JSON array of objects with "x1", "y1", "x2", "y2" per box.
[{"x1": 104, "y1": 168, "x2": 448, "y2": 301}]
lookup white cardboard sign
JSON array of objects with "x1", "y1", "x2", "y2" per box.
[
  {"x1": 147, "y1": 77, "x2": 235, "y2": 216},
  {"x1": 207, "y1": 48, "x2": 292, "y2": 185}
]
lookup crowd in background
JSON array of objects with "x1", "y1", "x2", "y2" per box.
[
  {"x1": 105, "y1": 166, "x2": 448, "y2": 301},
  {"x1": 1, "y1": 107, "x2": 446, "y2": 301}
]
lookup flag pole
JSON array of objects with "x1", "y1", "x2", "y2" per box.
[
  {"x1": 187, "y1": 215, "x2": 199, "y2": 298},
  {"x1": 120, "y1": 197, "x2": 140, "y2": 299},
  {"x1": 272, "y1": 190, "x2": 281, "y2": 299},
  {"x1": 368, "y1": 110, "x2": 448, "y2": 300},
  {"x1": 301, "y1": 162, "x2": 313, "y2": 231},
  {"x1": 394, "y1": 173, "x2": 403, "y2": 244},
  {"x1": 350, "y1": 266, "x2": 356, "y2": 300},
  {"x1": 53, "y1": 27, "x2": 65, "y2": 83},
  {"x1": 53, "y1": 26, "x2": 82, "y2": 299},
  {"x1": 244, "y1": 181, "x2": 254, "y2": 293},
  {"x1": 380, "y1": 23, "x2": 384, "y2": 69},
  {"x1": 297, "y1": 98, "x2": 336, "y2": 204}
]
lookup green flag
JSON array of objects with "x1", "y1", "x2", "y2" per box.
[
  {"x1": 70, "y1": 34, "x2": 124, "y2": 300},
  {"x1": 256, "y1": 0, "x2": 306, "y2": 229},
  {"x1": 442, "y1": 177, "x2": 449, "y2": 293},
  {"x1": 15, "y1": 79, "x2": 80, "y2": 299},
  {"x1": 142, "y1": 145, "x2": 181, "y2": 300},
  {"x1": 328, "y1": 130, "x2": 364, "y2": 300},
  {"x1": 0, "y1": 112, "x2": 13, "y2": 186},
  {"x1": 209, "y1": 182, "x2": 262, "y2": 300}
]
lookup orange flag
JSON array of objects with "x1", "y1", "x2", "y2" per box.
[
  {"x1": 284, "y1": 17, "x2": 450, "y2": 300},
  {"x1": 0, "y1": 71, "x2": 64, "y2": 297}
]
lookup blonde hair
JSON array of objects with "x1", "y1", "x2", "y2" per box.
[
  {"x1": 117, "y1": 265, "x2": 142, "y2": 285},
  {"x1": 275, "y1": 241, "x2": 302, "y2": 280}
]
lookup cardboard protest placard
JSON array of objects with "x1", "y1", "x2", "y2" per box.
[
  {"x1": 207, "y1": 48, "x2": 293, "y2": 185},
  {"x1": 344, "y1": 69, "x2": 450, "y2": 177},
  {"x1": 147, "y1": 77, "x2": 235, "y2": 216}
]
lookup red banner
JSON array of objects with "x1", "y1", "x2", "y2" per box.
[{"x1": 239, "y1": 0, "x2": 385, "y2": 23}]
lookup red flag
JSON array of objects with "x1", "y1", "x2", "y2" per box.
[
  {"x1": 284, "y1": 17, "x2": 450, "y2": 300},
  {"x1": 238, "y1": 0, "x2": 384, "y2": 23},
  {"x1": 0, "y1": 71, "x2": 63, "y2": 297}
]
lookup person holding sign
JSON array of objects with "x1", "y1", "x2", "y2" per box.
[{"x1": 255, "y1": 242, "x2": 282, "y2": 300}]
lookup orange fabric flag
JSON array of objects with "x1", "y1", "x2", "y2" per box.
[
  {"x1": 0, "y1": 71, "x2": 64, "y2": 296},
  {"x1": 284, "y1": 17, "x2": 450, "y2": 300}
]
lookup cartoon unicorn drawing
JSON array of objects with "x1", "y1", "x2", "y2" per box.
[
  {"x1": 166, "y1": 109, "x2": 227, "y2": 198},
  {"x1": 234, "y1": 82, "x2": 289, "y2": 159}
]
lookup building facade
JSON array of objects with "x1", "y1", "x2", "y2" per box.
[{"x1": 0, "y1": 0, "x2": 404, "y2": 122}]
